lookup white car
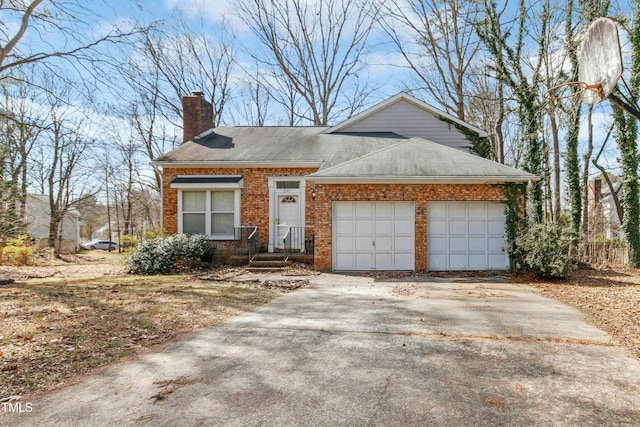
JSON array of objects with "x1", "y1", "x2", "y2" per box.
[{"x1": 81, "y1": 240, "x2": 118, "y2": 251}]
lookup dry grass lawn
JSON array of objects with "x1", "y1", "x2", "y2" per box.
[{"x1": 0, "y1": 253, "x2": 279, "y2": 400}]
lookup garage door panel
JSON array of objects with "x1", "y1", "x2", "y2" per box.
[
  {"x1": 355, "y1": 236, "x2": 372, "y2": 251},
  {"x1": 429, "y1": 236, "x2": 447, "y2": 251},
  {"x1": 335, "y1": 236, "x2": 353, "y2": 251},
  {"x1": 375, "y1": 253, "x2": 393, "y2": 269},
  {"x1": 394, "y1": 219, "x2": 413, "y2": 234},
  {"x1": 395, "y1": 235, "x2": 412, "y2": 249},
  {"x1": 429, "y1": 203, "x2": 447, "y2": 218},
  {"x1": 428, "y1": 202, "x2": 508, "y2": 271},
  {"x1": 375, "y1": 236, "x2": 393, "y2": 251},
  {"x1": 487, "y1": 237, "x2": 505, "y2": 252},
  {"x1": 375, "y1": 219, "x2": 392, "y2": 234},
  {"x1": 449, "y1": 237, "x2": 467, "y2": 251},
  {"x1": 333, "y1": 202, "x2": 414, "y2": 271},
  {"x1": 375, "y1": 203, "x2": 392, "y2": 216},
  {"x1": 469, "y1": 254, "x2": 488, "y2": 269},
  {"x1": 394, "y1": 253, "x2": 413, "y2": 270},
  {"x1": 429, "y1": 220, "x2": 447, "y2": 233},
  {"x1": 487, "y1": 203, "x2": 505, "y2": 217},
  {"x1": 468, "y1": 204, "x2": 486, "y2": 218},
  {"x1": 449, "y1": 204, "x2": 466, "y2": 218},
  {"x1": 334, "y1": 253, "x2": 354, "y2": 270},
  {"x1": 488, "y1": 220, "x2": 506, "y2": 235},
  {"x1": 355, "y1": 253, "x2": 373, "y2": 270},
  {"x1": 355, "y1": 203, "x2": 373, "y2": 217},
  {"x1": 449, "y1": 254, "x2": 468, "y2": 270},
  {"x1": 488, "y1": 254, "x2": 509, "y2": 269},
  {"x1": 468, "y1": 220, "x2": 486, "y2": 235},
  {"x1": 355, "y1": 219, "x2": 373, "y2": 234},
  {"x1": 449, "y1": 221, "x2": 467, "y2": 235},
  {"x1": 394, "y1": 203, "x2": 413, "y2": 217},
  {"x1": 429, "y1": 254, "x2": 447, "y2": 268},
  {"x1": 335, "y1": 219, "x2": 354, "y2": 234},
  {"x1": 468, "y1": 237, "x2": 486, "y2": 252}
]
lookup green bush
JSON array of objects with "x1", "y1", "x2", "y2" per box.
[
  {"x1": 120, "y1": 235, "x2": 138, "y2": 252},
  {"x1": 512, "y1": 222, "x2": 572, "y2": 279},
  {"x1": 142, "y1": 227, "x2": 169, "y2": 240},
  {"x1": 126, "y1": 234, "x2": 215, "y2": 274},
  {"x1": 3, "y1": 235, "x2": 37, "y2": 265}
]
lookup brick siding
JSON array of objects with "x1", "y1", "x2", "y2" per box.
[
  {"x1": 162, "y1": 167, "x2": 317, "y2": 252},
  {"x1": 162, "y1": 167, "x2": 511, "y2": 272}
]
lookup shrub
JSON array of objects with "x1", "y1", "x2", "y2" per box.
[
  {"x1": 120, "y1": 235, "x2": 138, "y2": 252},
  {"x1": 512, "y1": 222, "x2": 573, "y2": 279},
  {"x1": 126, "y1": 234, "x2": 215, "y2": 274},
  {"x1": 142, "y1": 227, "x2": 169, "y2": 240},
  {"x1": 3, "y1": 235, "x2": 37, "y2": 265}
]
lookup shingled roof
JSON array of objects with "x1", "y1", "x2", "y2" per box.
[
  {"x1": 308, "y1": 138, "x2": 535, "y2": 183},
  {"x1": 152, "y1": 127, "x2": 406, "y2": 169}
]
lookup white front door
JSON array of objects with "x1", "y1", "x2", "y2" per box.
[{"x1": 276, "y1": 195, "x2": 300, "y2": 249}]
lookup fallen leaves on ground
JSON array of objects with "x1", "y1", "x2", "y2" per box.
[{"x1": 518, "y1": 266, "x2": 640, "y2": 361}]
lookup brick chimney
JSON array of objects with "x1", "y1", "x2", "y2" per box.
[{"x1": 182, "y1": 90, "x2": 213, "y2": 143}]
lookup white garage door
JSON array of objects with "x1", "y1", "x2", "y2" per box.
[
  {"x1": 428, "y1": 202, "x2": 509, "y2": 271},
  {"x1": 333, "y1": 202, "x2": 414, "y2": 271}
]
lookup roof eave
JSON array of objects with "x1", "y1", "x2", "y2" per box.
[
  {"x1": 324, "y1": 92, "x2": 488, "y2": 137},
  {"x1": 151, "y1": 161, "x2": 323, "y2": 169},
  {"x1": 306, "y1": 176, "x2": 537, "y2": 184}
]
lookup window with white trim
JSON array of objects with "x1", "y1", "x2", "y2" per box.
[{"x1": 179, "y1": 190, "x2": 240, "y2": 239}]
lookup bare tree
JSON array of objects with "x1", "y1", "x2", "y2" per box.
[
  {"x1": 132, "y1": 14, "x2": 236, "y2": 128},
  {"x1": 0, "y1": 0, "x2": 147, "y2": 86},
  {"x1": 380, "y1": 0, "x2": 481, "y2": 121},
  {"x1": 233, "y1": 67, "x2": 272, "y2": 126},
  {"x1": 237, "y1": 0, "x2": 379, "y2": 126},
  {"x1": 0, "y1": 78, "x2": 45, "y2": 217},
  {"x1": 116, "y1": 13, "x2": 233, "y2": 195},
  {"x1": 28, "y1": 89, "x2": 95, "y2": 256}
]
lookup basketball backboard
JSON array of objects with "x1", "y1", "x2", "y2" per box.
[{"x1": 578, "y1": 17, "x2": 623, "y2": 104}]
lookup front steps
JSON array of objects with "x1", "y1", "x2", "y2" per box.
[{"x1": 229, "y1": 252, "x2": 314, "y2": 271}]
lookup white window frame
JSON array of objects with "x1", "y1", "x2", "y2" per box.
[{"x1": 172, "y1": 176, "x2": 243, "y2": 240}]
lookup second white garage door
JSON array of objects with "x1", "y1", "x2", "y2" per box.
[
  {"x1": 428, "y1": 201, "x2": 509, "y2": 271},
  {"x1": 333, "y1": 202, "x2": 414, "y2": 271}
]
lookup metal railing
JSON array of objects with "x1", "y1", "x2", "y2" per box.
[
  {"x1": 234, "y1": 226, "x2": 259, "y2": 258},
  {"x1": 280, "y1": 225, "x2": 314, "y2": 259}
]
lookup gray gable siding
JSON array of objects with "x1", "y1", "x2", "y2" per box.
[{"x1": 337, "y1": 100, "x2": 471, "y2": 150}]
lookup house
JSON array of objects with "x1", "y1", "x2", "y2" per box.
[
  {"x1": 587, "y1": 177, "x2": 623, "y2": 240},
  {"x1": 23, "y1": 194, "x2": 81, "y2": 253},
  {"x1": 152, "y1": 92, "x2": 535, "y2": 272}
]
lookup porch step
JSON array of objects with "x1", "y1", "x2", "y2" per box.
[
  {"x1": 229, "y1": 252, "x2": 314, "y2": 269},
  {"x1": 249, "y1": 259, "x2": 290, "y2": 269},
  {"x1": 248, "y1": 253, "x2": 289, "y2": 270}
]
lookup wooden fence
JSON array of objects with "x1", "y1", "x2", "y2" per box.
[{"x1": 580, "y1": 241, "x2": 629, "y2": 266}]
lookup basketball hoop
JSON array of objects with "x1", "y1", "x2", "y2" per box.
[
  {"x1": 555, "y1": 17, "x2": 640, "y2": 121},
  {"x1": 543, "y1": 81, "x2": 591, "y2": 102},
  {"x1": 578, "y1": 17, "x2": 623, "y2": 104}
]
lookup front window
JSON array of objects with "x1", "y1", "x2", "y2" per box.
[
  {"x1": 180, "y1": 190, "x2": 239, "y2": 238},
  {"x1": 211, "y1": 191, "x2": 234, "y2": 236},
  {"x1": 182, "y1": 191, "x2": 206, "y2": 234}
]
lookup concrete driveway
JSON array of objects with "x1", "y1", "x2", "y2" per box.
[{"x1": 3, "y1": 273, "x2": 640, "y2": 426}]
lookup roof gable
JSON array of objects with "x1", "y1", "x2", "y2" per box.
[
  {"x1": 308, "y1": 137, "x2": 535, "y2": 183},
  {"x1": 324, "y1": 93, "x2": 487, "y2": 141}
]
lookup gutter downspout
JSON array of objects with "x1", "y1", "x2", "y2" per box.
[{"x1": 153, "y1": 164, "x2": 163, "y2": 229}]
